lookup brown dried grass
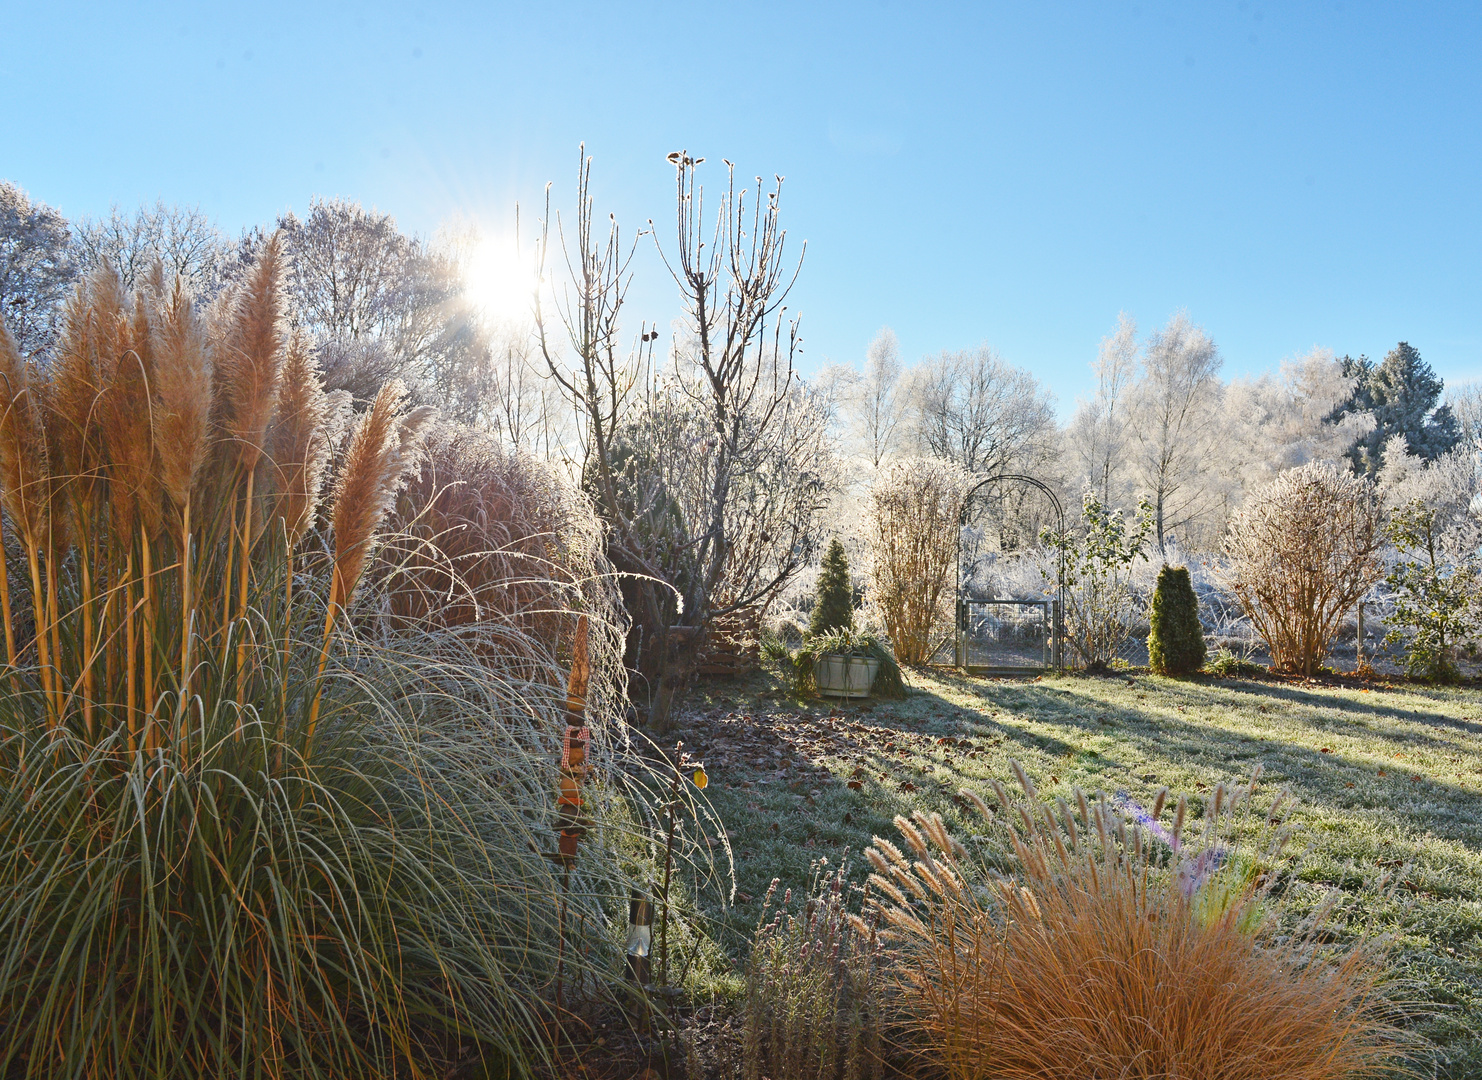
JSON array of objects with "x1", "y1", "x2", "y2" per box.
[
  {"x1": 871, "y1": 769, "x2": 1401, "y2": 1080},
  {"x1": 212, "y1": 232, "x2": 284, "y2": 471},
  {"x1": 150, "y1": 270, "x2": 212, "y2": 518}
]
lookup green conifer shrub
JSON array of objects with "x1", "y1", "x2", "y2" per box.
[
  {"x1": 1147, "y1": 564, "x2": 1206, "y2": 675},
  {"x1": 808, "y1": 538, "x2": 855, "y2": 637}
]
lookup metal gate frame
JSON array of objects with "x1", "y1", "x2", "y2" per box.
[{"x1": 955, "y1": 598, "x2": 1061, "y2": 675}]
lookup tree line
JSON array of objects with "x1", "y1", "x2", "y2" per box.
[{"x1": 3, "y1": 166, "x2": 1474, "y2": 718}]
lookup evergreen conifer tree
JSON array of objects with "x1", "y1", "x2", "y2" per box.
[
  {"x1": 808, "y1": 538, "x2": 855, "y2": 637},
  {"x1": 1147, "y1": 564, "x2": 1206, "y2": 675},
  {"x1": 1334, "y1": 343, "x2": 1459, "y2": 475}
]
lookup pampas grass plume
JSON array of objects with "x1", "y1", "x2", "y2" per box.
[
  {"x1": 216, "y1": 232, "x2": 284, "y2": 469},
  {"x1": 266, "y1": 331, "x2": 330, "y2": 545},
  {"x1": 0, "y1": 324, "x2": 48, "y2": 545},
  {"x1": 150, "y1": 272, "x2": 211, "y2": 515}
]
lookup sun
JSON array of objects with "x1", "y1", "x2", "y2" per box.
[{"x1": 461, "y1": 234, "x2": 535, "y2": 323}]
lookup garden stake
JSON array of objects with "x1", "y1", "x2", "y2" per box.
[
  {"x1": 657, "y1": 743, "x2": 682, "y2": 989},
  {"x1": 553, "y1": 615, "x2": 591, "y2": 1013},
  {"x1": 625, "y1": 888, "x2": 653, "y2": 1033}
]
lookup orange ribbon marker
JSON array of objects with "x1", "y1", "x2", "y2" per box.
[{"x1": 556, "y1": 615, "x2": 592, "y2": 863}]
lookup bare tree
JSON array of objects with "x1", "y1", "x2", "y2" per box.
[
  {"x1": 1129, "y1": 312, "x2": 1223, "y2": 552},
  {"x1": 536, "y1": 149, "x2": 827, "y2": 730},
  {"x1": 1066, "y1": 313, "x2": 1139, "y2": 505},
  {"x1": 278, "y1": 198, "x2": 461, "y2": 403},
  {"x1": 75, "y1": 200, "x2": 230, "y2": 297},
  {"x1": 0, "y1": 181, "x2": 76, "y2": 360},
  {"x1": 906, "y1": 345, "x2": 1056, "y2": 478},
  {"x1": 859, "y1": 327, "x2": 903, "y2": 468},
  {"x1": 903, "y1": 344, "x2": 1058, "y2": 553},
  {"x1": 1444, "y1": 380, "x2": 1482, "y2": 446}
]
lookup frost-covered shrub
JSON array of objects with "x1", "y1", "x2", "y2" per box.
[
  {"x1": 863, "y1": 458, "x2": 971, "y2": 664},
  {"x1": 1223, "y1": 462, "x2": 1384, "y2": 676}
]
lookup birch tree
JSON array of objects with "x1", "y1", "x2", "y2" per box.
[
  {"x1": 859, "y1": 327, "x2": 904, "y2": 468},
  {"x1": 1066, "y1": 312, "x2": 1139, "y2": 505},
  {"x1": 1129, "y1": 312, "x2": 1222, "y2": 552}
]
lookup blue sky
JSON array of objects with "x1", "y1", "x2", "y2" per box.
[{"x1": 4, "y1": 1, "x2": 1479, "y2": 410}]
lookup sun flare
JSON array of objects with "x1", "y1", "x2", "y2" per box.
[{"x1": 462, "y1": 234, "x2": 534, "y2": 323}]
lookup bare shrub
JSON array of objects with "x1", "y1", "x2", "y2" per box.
[
  {"x1": 863, "y1": 458, "x2": 969, "y2": 664},
  {"x1": 1223, "y1": 461, "x2": 1384, "y2": 675},
  {"x1": 869, "y1": 769, "x2": 1401, "y2": 1080}
]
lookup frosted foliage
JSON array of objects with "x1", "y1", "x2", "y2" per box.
[
  {"x1": 1445, "y1": 381, "x2": 1482, "y2": 445},
  {"x1": 1222, "y1": 462, "x2": 1384, "y2": 675},
  {"x1": 1066, "y1": 312, "x2": 1139, "y2": 506},
  {"x1": 903, "y1": 345, "x2": 1058, "y2": 478},
  {"x1": 1223, "y1": 349, "x2": 1373, "y2": 497},
  {"x1": 864, "y1": 458, "x2": 971, "y2": 664},
  {"x1": 1129, "y1": 311, "x2": 1224, "y2": 552}
]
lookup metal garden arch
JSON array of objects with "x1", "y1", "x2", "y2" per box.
[{"x1": 955, "y1": 473, "x2": 1067, "y2": 673}]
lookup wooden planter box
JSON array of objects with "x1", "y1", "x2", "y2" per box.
[{"x1": 696, "y1": 608, "x2": 762, "y2": 677}]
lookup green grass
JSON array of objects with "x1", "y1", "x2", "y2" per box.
[{"x1": 677, "y1": 663, "x2": 1482, "y2": 1077}]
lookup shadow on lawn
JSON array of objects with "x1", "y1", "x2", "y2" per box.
[{"x1": 921, "y1": 676, "x2": 1482, "y2": 849}]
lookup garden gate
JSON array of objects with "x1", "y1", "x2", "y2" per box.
[{"x1": 954, "y1": 474, "x2": 1065, "y2": 675}]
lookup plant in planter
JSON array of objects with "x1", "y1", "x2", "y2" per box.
[
  {"x1": 809, "y1": 538, "x2": 856, "y2": 637},
  {"x1": 794, "y1": 627, "x2": 906, "y2": 700}
]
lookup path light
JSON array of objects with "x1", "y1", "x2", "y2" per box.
[{"x1": 626, "y1": 888, "x2": 654, "y2": 1031}]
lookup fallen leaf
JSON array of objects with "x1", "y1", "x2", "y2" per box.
[
  {"x1": 847, "y1": 780, "x2": 863, "y2": 791},
  {"x1": 900, "y1": 781, "x2": 917, "y2": 792}
]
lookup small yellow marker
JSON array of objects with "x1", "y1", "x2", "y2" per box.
[{"x1": 692, "y1": 767, "x2": 708, "y2": 790}]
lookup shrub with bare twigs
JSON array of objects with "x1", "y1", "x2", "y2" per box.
[
  {"x1": 863, "y1": 457, "x2": 970, "y2": 664},
  {"x1": 1222, "y1": 461, "x2": 1384, "y2": 675}
]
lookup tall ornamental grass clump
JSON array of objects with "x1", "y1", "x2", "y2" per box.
[
  {"x1": 0, "y1": 248, "x2": 629, "y2": 1078},
  {"x1": 868, "y1": 765, "x2": 1401, "y2": 1080}
]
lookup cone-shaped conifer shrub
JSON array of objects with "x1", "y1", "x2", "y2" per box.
[
  {"x1": 808, "y1": 537, "x2": 855, "y2": 637},
  {"x1": 1148, "y1": 563, "x2": 1206, "y2": 675}
]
